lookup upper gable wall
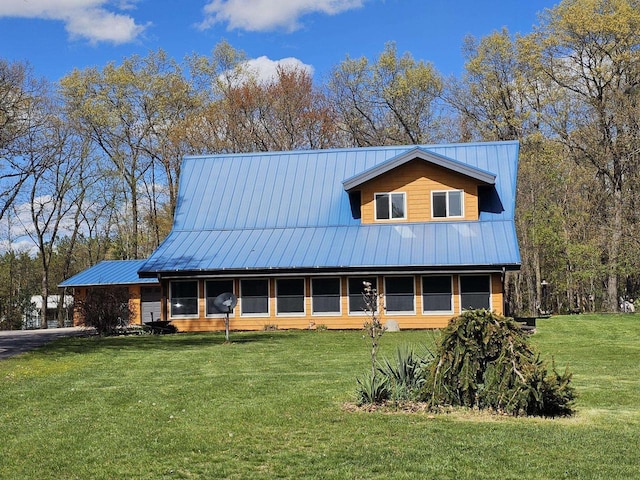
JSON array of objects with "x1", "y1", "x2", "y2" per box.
[{"x1": 359, "y1": 159, "x2": 480, "y2": 223}]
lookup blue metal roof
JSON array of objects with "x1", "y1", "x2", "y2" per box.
[
  {"x1": 59, "y1": 260, "x2": 159, "y2": 287},
  {"x1": 140, "y1": 141, "x2": 520, "y2": 276},
  {"x1": 140, "y1": 221, "x2": 520, "y2": 274}
]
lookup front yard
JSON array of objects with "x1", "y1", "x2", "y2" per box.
[{"x1": 1, "y1": 314, "x2": 639, "y2": 479}]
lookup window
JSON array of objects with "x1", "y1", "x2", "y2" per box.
[
  {"x1": 375, "y1": 193, "x2": 405, "y2": 220},
  {"x1": 170, "y1": 281, "x2": 198, "y2": 317},
  {"x1": 276, "y1": 278, "x2": 305, "y2": 315},
  {"x1": 384, "y1": 276, "x2": 415, "y2": 313},
  {"x1": 432, "y1": 190, "x2": 463, "y2": 218},
  {"x1": 348, "y1": 277, "x2": 377, "y2": 314},
  {"x1": 422, "y1": 276, "x2": 453, "y2": 313},
  {"x1": 206, "y1": 279, "x2": 234, "y2": 316},
  {"x1": 241, "y1": 279, "x2": 269, "y2": 315},
  {"x1": 460, "y1": 275, "x2": 491, "y2": 310},
  {"x1": 311, "y1": 278, "x2": 341, "y2": 314}
]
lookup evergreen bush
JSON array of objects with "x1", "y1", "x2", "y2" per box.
[{"x1": 420, "y1": 309, "x2": 575, "y2": 416}]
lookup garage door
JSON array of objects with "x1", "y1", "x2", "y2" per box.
[{"x1": 140, "y1": 286, "x2": 162, "y2": 324}]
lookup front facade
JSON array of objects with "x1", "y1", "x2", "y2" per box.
[{"x1": 138, "y1": 141, "x2": 521, "y2": 332}]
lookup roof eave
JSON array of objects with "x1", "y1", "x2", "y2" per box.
[{"x1": 342, "y1": 147, "x2": 496, "y2": 191}]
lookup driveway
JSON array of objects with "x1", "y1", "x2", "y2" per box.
[{"x1": 0, "y1": 327, "x2": 95, "y2": 360}]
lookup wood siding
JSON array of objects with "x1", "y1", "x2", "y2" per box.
[
  {"x1": 167, "y1": 273, "x2": 504, "y2": 332},
  {"x1": 358, "y1": 159, "x2": 480, "y2": 224}
]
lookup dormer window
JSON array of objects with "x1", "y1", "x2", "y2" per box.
[
  {"x1": 432, "y1": 190, "x2": 463, "y2": 218},
  {"x1": 375, "y1": 192, "x2": 406, "y2": 220}
]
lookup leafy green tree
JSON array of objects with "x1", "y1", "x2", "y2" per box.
[
  {"x1": 0, "y1": 60, "x2": 47, "y2": 222},
  {"x1": 329, "y1": 42, "x2": 446, "y2": 146},
  {"x1": 526, "y1": 0, "x2": 640, "y2": 310},
  {"x1": 60, "y1": 50, "x2": 195, "y2": 258}
]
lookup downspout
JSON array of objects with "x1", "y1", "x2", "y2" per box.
[{"x1": 501, "y1": 266, "x2": 507, "y2": 316}]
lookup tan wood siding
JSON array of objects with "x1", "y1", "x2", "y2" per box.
[{"x1": 358, "y1": 160, "x2": 480, "y2": 224}]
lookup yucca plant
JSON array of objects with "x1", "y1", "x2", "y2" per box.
[
  {"x1": 379, "y1": 344, "x2": 432, "y2": 401},
  {"x1": 355, "y1": 370, "x2": 390, "y2": 406}
]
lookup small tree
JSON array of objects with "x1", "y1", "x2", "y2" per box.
[
  {"x1": 421, "y1": 309, "x2": 575, "y2": 416},
  {"x1": 77, "y1": 287, "x2": 132, "y2": 335},
  {"x1": 362, "y1": 281, "x2": 385, "y2": 379},
  {"x1": 356, "y1": 281, "x2": 389, "y2": 405}
]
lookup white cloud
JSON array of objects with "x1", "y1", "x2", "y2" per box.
[
  {"x1": 241, "y1": 56, "x2": 314, "y2": 84},
  {"x1": 199, "y1": 0, "x2": 365, "y2": 32},
  {"x1": 0, "y1": 0, "x2": 148, "y2": 44}
]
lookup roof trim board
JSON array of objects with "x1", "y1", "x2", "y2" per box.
[{"x1": 342, "y1": 147, "x2": 497, "y2": 191}]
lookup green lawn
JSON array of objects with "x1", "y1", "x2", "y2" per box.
[{"x1": 1, "y1": 314, "x2": 639, "y2": 479}]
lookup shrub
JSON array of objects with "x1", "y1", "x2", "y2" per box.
[
  {"x1": 77, "y1": 287, "x2": 132, "y2": 336},
  {"x1": 420, "y1": 309, "x2": 575, "y2": 416}
]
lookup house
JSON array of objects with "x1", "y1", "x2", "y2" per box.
[
  {"x1": 59, "y1": 260, "x2": 161, "y2": 326},
  {"x1": 22, "y1": 295, "x2": 74, "y2": 329},
  {"x1": 137, "y1": 141, "x2": 521, "y2": 332}
]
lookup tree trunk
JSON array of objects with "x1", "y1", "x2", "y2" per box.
[{"x1": 606, "y1": 188, "x2": 623, "y2": 312}]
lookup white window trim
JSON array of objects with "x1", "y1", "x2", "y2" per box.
[
  {"x1": 431, "y1": 190, "x2": 464, "y2": 219},
  {"x1": 384, "y1": 276, "x2": 416, "y2": 315},
  {"x1": 240, "y1": 279, "x2": 271, "y2": 317},
  {"x1": 347, "y1": 276, "x2": 379, "y2": 315},
  {"x1": 421, "y1": 275, "x2": 454, "y2": 315},
  {"x1": 169, "y1": 280, "x2": 200, "y2": 319},
  {"x1": 458, "y1": 274, "x2": 492, "y2": 313},
  {"x1": 275, "y1": 278, "x2": 306, "y2": 317},
  {"x1": 204, "y1": 279, "x2": 235, "y2": 318},
  {"x1": 374, "y1": 192, "x2": 407, "y2": 221},
  {"x1": 311, "y1": 277, "x2": 342, "y2": 317}
]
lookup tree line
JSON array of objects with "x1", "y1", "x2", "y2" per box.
[{"x1": 1, "y1": 0, "x2": 639, "y2": 328}]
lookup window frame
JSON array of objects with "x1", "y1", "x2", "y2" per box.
[
  {"x1": 421, "y1": 275, "x2": 454, "y2": 315},
  {"x1": 311, "y1": 277, "x2": 342, "y2": 316},
  {"x1": 276, "y1": 278, "x2": 306, "y2": 316},
  {"x1": 169, "y1": 280, "x2": 199, "y2": 319},
  {"x1": 384, "y1": 276, "x2": 416, "y2": 315},
  {"x1": 431, "y1": 190, "x2": 464, "y2": 219},
  {"x1": 374, "y1": 192, "x2": 407, "y2": 221},
  {"x1": 347, "y1": 276, "x2": 378, "y2": 315},
  {"x1": 205, "y1": 279, "x2": 235, "y2": 318},
  {"x1": 459, "y1": 274, "x2": 492, "y2": 312},
  {"x1": 240, "y1": 279, "x2": 270, "y2": 317}
]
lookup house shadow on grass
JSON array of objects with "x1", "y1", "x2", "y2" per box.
[{"x1": 32, "y1": 330, "x2": 283, "y2": 358}]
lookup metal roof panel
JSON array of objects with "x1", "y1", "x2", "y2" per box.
[
  {"x1": 59, "y1": 260, "x2": 159, "y2": 287},
  {"x1": 172, "y1": 141, "x2": 518, "y2": 232},
  {"x1": 140, "y1": 221, "x2": 520, "y2": 274}
]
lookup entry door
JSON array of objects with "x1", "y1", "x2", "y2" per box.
[{"x1": 140, "y1": 286, "x2": 162, "y2": 324}]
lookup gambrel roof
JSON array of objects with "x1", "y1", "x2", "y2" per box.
[{"x1": 139, "y1": 141, "x2": 520, "y2": 277}]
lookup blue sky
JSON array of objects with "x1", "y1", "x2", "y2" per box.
[{"x1": 0, "y1": 0, "x2": 559, "y2": 84}]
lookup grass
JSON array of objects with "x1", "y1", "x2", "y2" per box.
[{"x1": 1, "y1": 314, "x2": 639, "y2": 479}]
